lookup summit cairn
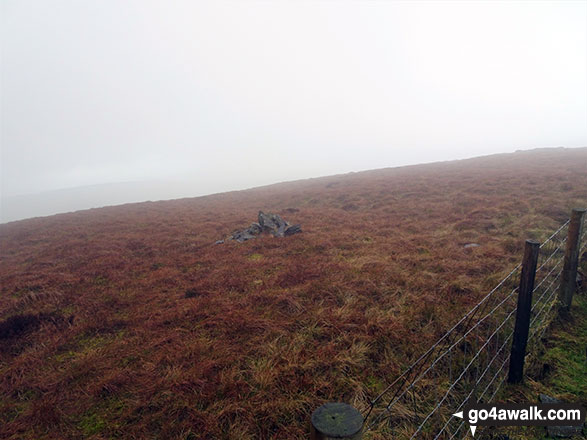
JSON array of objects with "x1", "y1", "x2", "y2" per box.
[{"x1": 220, "y1": 211, "x2": 302, "y2": 243}]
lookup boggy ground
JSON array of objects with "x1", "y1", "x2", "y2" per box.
[{"x1": 0, "y1": 147, "x2": 586, "y2": 439}]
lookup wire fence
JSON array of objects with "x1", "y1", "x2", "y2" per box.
[{"x1": 361, "y1": 218, "x2": 578, "y2": 439}]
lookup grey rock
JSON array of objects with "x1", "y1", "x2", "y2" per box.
[
  {"x1": 232, "y1": 231, "x2": 255, "y2": 243},
  {"x1": 539, "y1": 395, "x2": 583, "y2": 438},
  {"x1": 258, "y1": 211, "x2": 289, "y2": 236},
  {"x1": 284, "y1": 224, "x2": 302, "y2": 236},
  {"x1": 214, "y1": 240, "x2": 224, "y2": 245},
  {"x1": 258, "y1": 211, "x2": 292, "y2": 237},
  {"x1": 231, "y1": 222, "x2": 264, "y2": 242},
  {"x1": 539, "y1": 394, "x2": 561, "y2": 404},
  {"x1": 464, "y1": 243, "x2": 481, "y2": 248},
  {"x1": 546, "y1": 425, "x2": 583, "y2": 438},
  {"x1": 248, "y1": 222, "x2": 262, "y2": 235}
]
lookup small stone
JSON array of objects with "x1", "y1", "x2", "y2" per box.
[
  {"x1": 214, "y1": 240, "x2": 224, "y2": 245},
  {"x1": 464, "y1": 243, "x2": 481, "y2": 249},
  {"x1": 546, "y1": 425, "x2": 583, "y2": 438},
  {"x1": 539, "y1": 395, "x2": 583, "y2": 438},
  {"x1": 539, "y1": 394, "x2": 561, "y2": 404}
]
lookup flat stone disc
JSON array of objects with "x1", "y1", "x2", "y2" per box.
[{"x1": 311, "y1": 402, "x2": 363, "y2": 437}]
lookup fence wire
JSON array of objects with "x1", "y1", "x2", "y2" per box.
[{"x1": 362, "y1": 218, "x2": 579, "y2": 439}]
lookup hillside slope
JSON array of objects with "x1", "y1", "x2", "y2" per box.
[{"x1": 1, "y1": 148, "x2": 586, "y2": 439}]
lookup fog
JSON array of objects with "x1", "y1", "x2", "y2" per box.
[{"x1": 1, "y1": 1, "x2": 586, "y2": 222}]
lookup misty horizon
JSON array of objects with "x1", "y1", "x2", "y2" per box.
[
  {"x1": 2, "y1": 1, "x2": 586, "y2": 222},
  {"x1": 1, "y1": 146, "x2": 584, "y2": 223}
]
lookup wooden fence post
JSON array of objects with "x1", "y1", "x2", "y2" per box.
[
  {"x1": 508, "y1": 239, "x2": 540, "y2": 384},
  {"x1": 310, "y1": 402, "x2": 363, "y2": 440},
  {"x1": 558, "y1": 208, "x2": 586, "y2": 313}
]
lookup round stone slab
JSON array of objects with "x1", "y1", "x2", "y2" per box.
[{"x1": 311, "y1": 402, "x2": 363, "y2": 438}]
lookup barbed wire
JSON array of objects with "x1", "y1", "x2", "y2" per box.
[
  {"x1": 361, "y1": 216, "x2": 580, "y2": 439},
  {"x1": 410, "y1": 307, "x2": 517, "y2": 439},
  {"x1": 363, "y1": 262, "x2": 521, "y2": 416}
]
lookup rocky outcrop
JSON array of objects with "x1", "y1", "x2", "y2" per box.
[
  {"x1": 219, "y1": 211, "x2": 302, "y2": 243},
  {"x1": 231, "y1": 222, "x2": 263, "y2": 243}
]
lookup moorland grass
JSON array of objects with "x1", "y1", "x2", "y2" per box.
[{"x1": 0, "y1": 148, "x2": 586, "y2": 439}]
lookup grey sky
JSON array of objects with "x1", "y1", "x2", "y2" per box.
[{"x1": 1, "y1": 1, "x2": 586, "y2": 205}]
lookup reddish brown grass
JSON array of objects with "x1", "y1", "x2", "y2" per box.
[{"x1": 0, "y1": 148, "x2": 586, "y2": 439}]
